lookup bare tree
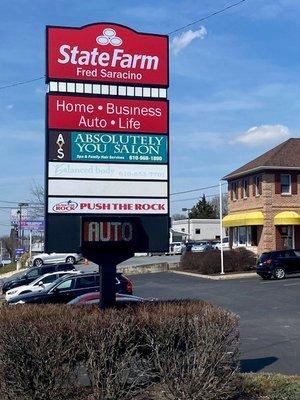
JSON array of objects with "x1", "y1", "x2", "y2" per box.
[
  {"x1": 209, "y1": 194, "x2": 228, "y2": 218},
  {"x1": 1, "y1": 235, "x2": 14, "y2": 258},
  {"x1": 28, "y1": 181, "x2": 44, "y2": 219}
]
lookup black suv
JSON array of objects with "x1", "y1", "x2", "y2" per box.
[
  {"x1": 256, "y1": 249, "x2": 300, "y2": 280},
  {"x1": 7, "y1": 272, "x2": 133, "y2": 304},
  {"x1": 2, "y1": 263, "x2": 76, "y2": 294}
]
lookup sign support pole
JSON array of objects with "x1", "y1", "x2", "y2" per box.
[{"x1": 98, "y1": 262, "x2": 117, "y2": 309}]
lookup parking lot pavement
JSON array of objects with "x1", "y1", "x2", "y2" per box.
[{"x1": 131, "y1": 272, "x2": 300, "y2": 375}]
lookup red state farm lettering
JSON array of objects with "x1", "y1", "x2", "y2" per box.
[
  {"x1": 84, "y1": 221, "x2": 133, "y2": 242},
  {"x1": 58, "y1": 46, "x2": 159, "y2": 71}
]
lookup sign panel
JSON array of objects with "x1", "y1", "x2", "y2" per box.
[
  {"x1": 45, "y1": 23, "x2": 169, "y2": 256},
  {"x1": 47, "y1": 23, "x2": 168, "y2": 86},
  {"x1": 10, "y1": 209, "x2": 28, "y2": 225},
  {"x1": 20, "y1": 221, "x2": 44, "y2": 231},
  {"x1": 48, "y1": 198, "x2": 168, "y2": 214},
  {"x1": 49, "y1": 131, "x2": 168, "y2": 164},
  {"x1": 48, "y1": 162, "x2": 168, "y2": 180},
  {"x1": 48, "y1": 179, "x2": 167, "y2": 197},
  {"x1": 48, "y1": 95, "x2": 168, "y2": 133}
]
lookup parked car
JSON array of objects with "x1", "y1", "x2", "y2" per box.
[
  {"x1": 5, "y1": 270, "x2": 81, "y2": 301},
  {"x1": 7, "y1": 272, "x2": 133, "y2": 304},
  {"x1": 68, "y1": 292, "x2": 153, "y2": 306},
  {"x1": 256, "y1": 249, "x2": 300, "y2": 280},
  {"x1": 2, "y1": 263, "x2": 76, "y2": 294},
  {"x1": 191, "y1": 243, "x2": 212, "y2": 253},
  {"x1": 30, "y1": 252, "x2": 82, "y2": 267},
  {"x1": 214, "y1": 237, "x2": 230, "y2": 250},
  {"x1": 169, "y1": 242, "x2": 184, "y2": 255}
]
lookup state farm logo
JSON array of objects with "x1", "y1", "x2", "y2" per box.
[
  {"x1": 96, "y1": 28, "x2": 122, "y2": 46},
  {"x1": 52, "y1": 200, "x2": 78, "y2": 212}
]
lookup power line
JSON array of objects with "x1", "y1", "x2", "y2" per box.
[
  {"x1": 171, "y1": 192, "x2": 226, "y2": 203},
  {"x1": 167, "y1": 0, "x2": 248, "y2": 35},
  {"x1": 0, "y1": 1, "x2": 248, "y2": 90},
  {"x1": 171, "y1": 183, "x2": 226, "y2": 196},
  {"x1": 0, "y1": 76, "x2": 44, "y2": 91}
]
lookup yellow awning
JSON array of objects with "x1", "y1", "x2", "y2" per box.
[
  {"x1": 223, "y1": 211, "x2": 264, "y2": 227},
  {"x1": 274, "y1": 211, "x2": 300, "y2": 225}
]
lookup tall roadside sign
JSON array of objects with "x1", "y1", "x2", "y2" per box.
[{"x1": 46, "y1": 23, "x2": 169, "y2": 307}]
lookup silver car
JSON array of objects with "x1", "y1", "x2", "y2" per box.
[{"x1": 30, "y1": 252, "x2": 82, "y2": 267}]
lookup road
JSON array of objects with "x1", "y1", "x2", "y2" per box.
[{"x1": 131, "y1": 271, "x2": 300, "y2": 375}]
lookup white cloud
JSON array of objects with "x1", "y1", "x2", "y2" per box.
[
  {"x1": 234, "y1": 124, "x2": 290, "y2": 146},
  {"x1": 5, "y1": 104, "x2": 13, "y2": 110},
  {"x1": 171, "y1": 27, "x2": 207, "y2": 55}
]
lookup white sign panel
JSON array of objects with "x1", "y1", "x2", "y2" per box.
[
  {"x1": 48, "y1": 162, "x2": 168, "y2": 180},
  {"x1": 48, "y1": 179, "x2": 167, "y2": 197},
  {"x1": 48, "y1": 197, "x2": 168, "y2": 214}
]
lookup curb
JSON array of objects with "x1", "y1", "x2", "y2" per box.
[
  {"x1": 117, "y1": 262, "x2": 179, "y2": 276},
  {"x1": 171, "y1": 270, "x2": 257, "y2": 280}
]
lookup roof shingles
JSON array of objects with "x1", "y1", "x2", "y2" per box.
[{"x1": 223, "y1": 138, "x2": 300, "y2": 180}]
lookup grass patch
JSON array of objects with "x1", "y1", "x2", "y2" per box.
[
  {"x1": 0, "y1": 263, "x2": 26, "y2": 275},
  {"x1": 241, "y1": 373, "x2": 300, "y2": 400}
]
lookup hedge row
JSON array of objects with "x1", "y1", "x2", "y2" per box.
[
  {"x1": 180, "y1": 248, "x2": 257, "y2": 275},
  {"x1": 0, "y1": 301, "x2": 240, "y2": 400}
]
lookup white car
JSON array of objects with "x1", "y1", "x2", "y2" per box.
[
  {"x1": 169, "y1": 242, "x2": 184, "y2": 255},
  {"x1": 5, "y1": 270, "x2": 81, "y2": 301},
  {"x1": 215, "y1": 237, "x2": 230, "y2": 250},
  {"x1": 31, "y1": 252, "x2": 82, "y2": 267}
]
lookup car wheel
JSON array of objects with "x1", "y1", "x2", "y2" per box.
[
  {"x1": 66, "y1": 256, "x2": 76, "y2": 264},
  {"x1": 273, "y1": 267, "x2": 286, "y2": 280},
  {"x1": 33, "y1": 258, "x2": 43, "y2": 267}
]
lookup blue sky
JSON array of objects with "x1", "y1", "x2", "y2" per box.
[{"x1": 1, "y1": 0, "x2": 300, "y2": 234}]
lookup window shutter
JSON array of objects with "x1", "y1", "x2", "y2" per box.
[
  {"x1": 252, "y1": 177, "x2": 256, "y2": 196},
  {"x1": 291, "y1": 173, "x2": 297, "y2": 195},
  {"x1": 259, "y1": 176, "x2": 262, "y2": 195},
  {"x1": 229, "y1": 182, "x2": 233, "y2": 201},
  {"x1": 275, "y1": 173, "x2": 281, "y2": 194}
]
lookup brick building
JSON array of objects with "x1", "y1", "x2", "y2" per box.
[{"x1": 222, "y1": 138, "x2": 300, "y2": 254}]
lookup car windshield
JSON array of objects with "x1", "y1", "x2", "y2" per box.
[
  {"x1": 45, "y1": 276, "x2": 67, "y2": 292},
  {"x1": 259, "y1": 253, "x2": 273, "y2": 262}
]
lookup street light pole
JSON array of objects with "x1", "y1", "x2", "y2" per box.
[{"x1": 219, "y1": 181, "x2": 225, "y2": 275}]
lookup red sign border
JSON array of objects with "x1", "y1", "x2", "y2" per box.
[{"x1": 46, "y1": 22, "x2": 169, "y2": 88}]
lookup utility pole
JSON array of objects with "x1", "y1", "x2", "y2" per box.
[{"x1": 17, "y1": 202, "x2": 29, "y2": 248}]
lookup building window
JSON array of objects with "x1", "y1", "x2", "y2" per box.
[
  {"x1": 195, "y1": 228, "x2": 201, "y2": 234},
  {"x1": 181, "y1": 228, "x2": 185, "y2": 232},
  {"x1": 281, "y1": 174, "x2": 291, "y2": 195},
  {"x1": 242, "y1": 179, "x2": 249, "y2": 198},
  {"x1": 255, "y1": 175, "x2": 262, "y2": 196},
  {"x1": 232, "y1": 181, "x2": 238, "y2": 200},
  {"x1": 233, "y1": 226, "x2": 254, "y2": 247}
]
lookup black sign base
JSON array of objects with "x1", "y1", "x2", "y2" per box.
[{"x1": 81, "y1": 250, "x2": 134, "y2": 309}]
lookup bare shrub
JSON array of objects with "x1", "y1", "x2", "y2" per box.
[
  {"x1": 136, "y1": 301, "x2": 241, "y2": 400},
  {"x1": 180, "y1": 248, "x2": 257, "y2": 274},
  {"x1": 0, "y1": 305, "x2": 86, "y2": 400},
  {"x1": 0, "y1": 301, "x2": 241, "y2": 400},
  {"x1": 83, "y1": 306, "x2": 151, "y2": 400}
]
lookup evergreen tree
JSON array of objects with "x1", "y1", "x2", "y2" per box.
[{"x1": 189, "y1": 194, "x2": 217, "y2": 219}]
